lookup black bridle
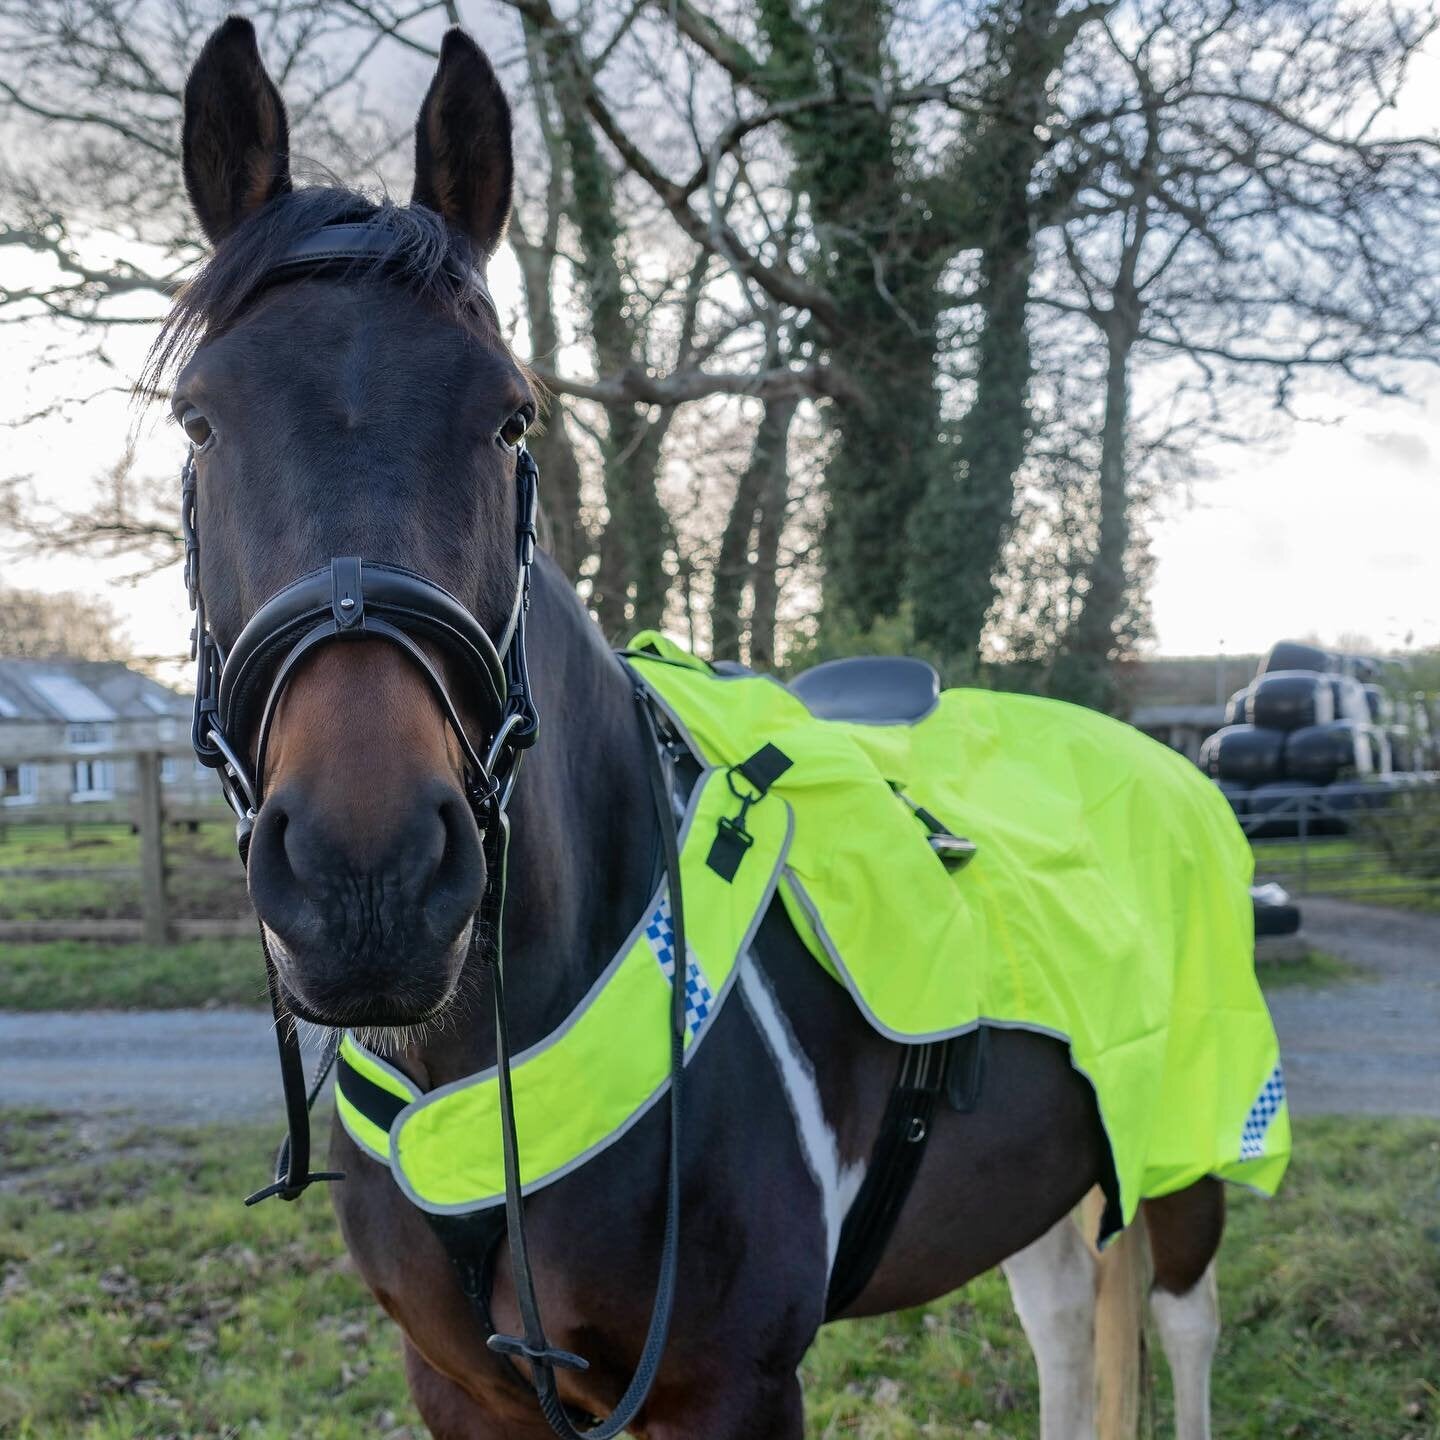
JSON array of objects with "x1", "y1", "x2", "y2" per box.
[
  {"x1": 180, "y1": 219, "x2": 684, "y2": 1440},
  {"x1": 183, "y1": 455, "x2": 539, "y2": 841}
]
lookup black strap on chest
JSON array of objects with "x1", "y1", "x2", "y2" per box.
[{"x1": 825, "y1": 1026, "x2": 989, "y2": 1319}]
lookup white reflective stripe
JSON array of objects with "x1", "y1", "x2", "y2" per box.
[{"x1": 739, "y1": 954, "x2": 865, "y2": 1282}]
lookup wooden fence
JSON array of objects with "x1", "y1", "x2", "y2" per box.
[{"x1": 0, "y1": 747, "x2": 250, "y2": 944}]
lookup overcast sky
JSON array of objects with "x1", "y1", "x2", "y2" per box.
[{"x1": 2, "y1": 12, "x2": 1437, "y2": 669}]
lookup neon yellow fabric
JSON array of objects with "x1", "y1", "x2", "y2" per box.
[
  {"x1": 627, "y1": 634, "x2": 1290, "y2": 1220},
  {"x1": 337, "y1": 1033, "x2": 419, "y2": 1160},
  {"x1": 360, "y1": 764, "x2": 793, "y2": 1214}
]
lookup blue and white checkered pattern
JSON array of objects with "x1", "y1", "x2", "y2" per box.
[
  {"x1": 1240, "y1": 1062, "x2": 1286, "y2": 1159},
  {"x1": 643, "y1": 893, "x2": 715, "y2": 1039}
]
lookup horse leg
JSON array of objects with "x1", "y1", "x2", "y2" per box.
[
  {"x1": 1001, "y1": 1214, "x2": 1099, "y2": 1440},
  {"x1": 646, "y1": 1373, "x2": 805, "y2": 1440},
  {"x1": 1142, "y1": 1181, "x2": 1224, "y2": 1440},
  {"x1": 402, "y1": 1335, "x2": 552, "y2": 1440}
]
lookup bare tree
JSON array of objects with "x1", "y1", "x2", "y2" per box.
[
  {"x1": 0, "y1": 585, "x2": 130, "y2": 659},
  {"x1": 4, "y1": 0, "x2": 1439, "y2": 690},
  {"x1": 1038, "y1": 0, "x2": 1440, "y2": 709}
]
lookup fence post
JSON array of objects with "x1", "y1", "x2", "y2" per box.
[
  {"x1": 1298, "y1": 792, "x2": 1310, "y2": 895},
  {"x1": 136, "y1": 751, "x2": 170, "y2": 946}
]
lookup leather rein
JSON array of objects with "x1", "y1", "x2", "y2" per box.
[{"x1": 181, "y1": 220, "x2": 686, "y2": 1438}]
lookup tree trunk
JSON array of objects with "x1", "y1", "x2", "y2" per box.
[
  {"x1": 513, "y1": 229, "x2": 585, "y2": 579},
  {"x1": 910, "y1": 235, "x2": 1035, "y2": 665},
  {"x1": 712, "y1": 398, "x2": 795, "y2": 661},
  {"x1": 749, "y1": 399, "x2": 799, "y2": 669},
  {"x1": 909, "y1": 0, "x2": 1068, "y2": 668},
  {"x1": 551, "y1": 54, "x2": 671, "y2": 635},
  {"x1": 1051, "y1": 320, "x2": 1135, "y2": 712},
  {"x1": 758, "y1": 0, "x2": 944, "y2": 634}
]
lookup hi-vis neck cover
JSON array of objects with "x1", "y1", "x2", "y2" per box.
[
  {"x1": 340, "y1": 635, "x2": 1290, "y2": 1221},
  {"x1": 337, "y1": 762, "x2": 792, "y2": 1214}
]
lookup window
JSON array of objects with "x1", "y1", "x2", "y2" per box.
[
  {"x1": 161, "y1": 756, "x2": 180, "y2": 784},
  {"x1": 2, "y1": 764, "x2": 38, "y2": 805},
  {"x1": 66, "y1": 722, "x2": 113, "y2": 750},
  {"x1": 71, "y1": 759, "x2": 115, "y2": 800},
  {"x1": 156, "y1": 718, "x2": 178, "y2": 743}
]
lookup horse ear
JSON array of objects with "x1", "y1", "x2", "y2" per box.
[
  {"x1": 182, "y1": 17, "x2": 291, "y2": 244},
  {"x1": 411, "y1": 29, "x2": 514, "y2": 258}
]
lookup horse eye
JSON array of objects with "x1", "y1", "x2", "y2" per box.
[
  {"x1": 498, "y1": 409, "x2": 530, "y2": 448},
  {"x1": 180, "y1": 407, "x2": 213, "y2": 450}
]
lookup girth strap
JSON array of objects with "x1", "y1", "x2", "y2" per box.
[{"x1": 825, "y1": 1037, "x2": 952, "y2": 1318}]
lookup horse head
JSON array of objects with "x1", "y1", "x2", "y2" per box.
[{"x1": 163, "y1": 18, "x2": 535, "y2": 1029}]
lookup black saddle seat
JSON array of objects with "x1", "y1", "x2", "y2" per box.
[{"x1": 789, "y1": 656, "x2": 940, "y2": 725}]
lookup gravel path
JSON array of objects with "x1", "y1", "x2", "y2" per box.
[
  {"x1": 0, "y1": 1008, "x2": 324, "y2": 1126},
  {"x1": 1264, "y1": 895, "x2": 1440, "y2": 1117},
  {"x1": 1, "y1": 896, "x2": 1435, "y2": 1124}
]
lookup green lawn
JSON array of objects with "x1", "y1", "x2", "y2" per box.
[
  {"x1": 0, "y1": 821, "x2": 247, "y2": 923},
  {"x1": 1, "y1": 1114, "x2": 1436, "y2": 1438},
  {"x1": 0, "y1": 820, "x2": 261, "y2": 1008},
  {"x1": 0, "y1": 937, "x2": 1356, "y2": 1013},
  {"x1": 0, "y1": 937, "x2": 266, "y2": 1010},
  {"x1": 1252, "y1": 835, "x2": 1440, "y2": 912},
  {"x1": 1254, "y1": 946, "x2": 1361, "y2": 989}
]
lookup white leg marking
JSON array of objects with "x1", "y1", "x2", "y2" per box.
[
  {"x1": 738, "y1": 954, "x2": 866, "y2": 1280},
  {"x1": 1002, "y1": 1217, "x2": 1099, "y2": 1440},
  {"x1": 1151, "y1": 1261, "x2": 1219, "y2": 1440}
]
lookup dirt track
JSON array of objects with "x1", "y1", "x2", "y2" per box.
[{"x1": 1, "y1": 897, "x2": 1435, "y2": 1125}]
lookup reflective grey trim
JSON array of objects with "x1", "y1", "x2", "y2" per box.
[
  {"x1": 336, "y1": 1109, "x2": 391, "y2": 1163},
  {"x1": 780, "y1": 870, "x2": 1003, "y2": 1046},
  {"x1": 784, "y1": 868, "x2": 1150, "y2": 1220},
  {"x1": 388, "y1": 797, "x2": 796, "y2": 1216}
]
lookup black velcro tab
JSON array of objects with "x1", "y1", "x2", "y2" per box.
[
  {"x1": 737, "y1": 743, "x2": 793, "y2": 795},
  {"x1": 706, "y1": 815, "x2": 754, "y2": 882},
  {"x1": 337, "y1": 1053, "x2": 406, "y2": 1132}
]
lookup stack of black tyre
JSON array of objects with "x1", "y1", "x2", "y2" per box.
[{"x1": 1199, "y1": 639, "x2": 1403, "y2": 837}]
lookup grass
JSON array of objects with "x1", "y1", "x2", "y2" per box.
[
  {"x1": 0, "y1": 938, "x2": 267, "y2": 1010},
  {"x1": 0, "y1": 821, "x2": 247, "y2": 923},
  {"x1": 1252, "y1": 835, "x2": 1440, "y2": 913},
  {"x1": 0, "y1": 938, "x2": 1356, "y2": 1013},
  {"x1": 1254, "y1": 945, "x2": 1362, "y2": 989},
  {"x1": 0, "y1": 820, "x2": 263, "y2": 1010},
  {"x1": 1, "y1": 1113, "x2": 1436, "y2": 1439}
]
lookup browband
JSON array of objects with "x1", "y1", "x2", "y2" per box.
[{"x1": 259, "y1": 220, "x2": 500, "y2": 323}]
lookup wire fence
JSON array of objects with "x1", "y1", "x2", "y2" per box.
[{"x1": 1240, "y1": 777, "x2": 1440, "y2": 908}]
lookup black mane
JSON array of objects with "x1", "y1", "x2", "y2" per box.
[{"x1": 143, "y1": 187, "x2": 492, "y2": 399}]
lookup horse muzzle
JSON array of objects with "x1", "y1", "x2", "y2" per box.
[{"x1": 246, "y1": 775, "x2": 484, "y2": 1026}]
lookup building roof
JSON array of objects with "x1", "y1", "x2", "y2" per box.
[{"x1": 0, "y1": 658, "x2": 188, "y2": 725}]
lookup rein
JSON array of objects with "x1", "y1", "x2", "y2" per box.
[{"x1": 182, "y1": 220, "x2": 685, "y2": 1435}]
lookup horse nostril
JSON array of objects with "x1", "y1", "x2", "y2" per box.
[
  {"x1": 246, "y1": 793, "x2": 307, "y2": 937},
  {"x1": 428, "y1": 788, "x2": 486, "y2": 919}
]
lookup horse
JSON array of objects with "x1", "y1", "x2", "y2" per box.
[{"x1": 162, "y1": 18, "x2": 1227, "y2": 1439}]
